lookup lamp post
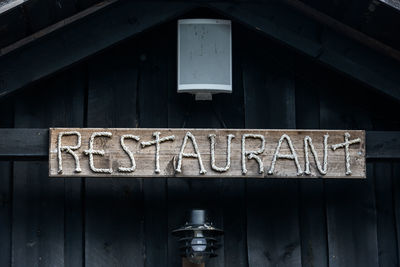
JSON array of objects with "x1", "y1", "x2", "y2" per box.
[{"x1": 172, "y1": 209, "x2": 223, "y2": 267}]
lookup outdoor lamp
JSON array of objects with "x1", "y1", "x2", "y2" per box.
[
  {"x1": 177, "y1": 19, "x2": 232, "y2": 101},
  {"x1": 172, "y1": 209, "x2": 223, "y2": 264}
]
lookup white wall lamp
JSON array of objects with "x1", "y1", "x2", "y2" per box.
[{"x1": 177, "y1": 19, "x2": 232, "y2": 101}]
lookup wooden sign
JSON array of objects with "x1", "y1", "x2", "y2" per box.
[{"x1": 49, "y1": 128, "x2": 366, "y2": 178}]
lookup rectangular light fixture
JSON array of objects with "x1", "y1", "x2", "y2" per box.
[{"x1": 177, "y1": 19, "x2": 232, "y2": 100}]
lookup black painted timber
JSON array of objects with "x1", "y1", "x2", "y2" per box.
[
  {"x1": 0, "y1": 128, "x2": 48, "y2": 159},
  {"x1": 12, "y1": 67, "x2": 85, "y2": 267},
  {"x1": 366, "y1": 131, "x2": 400, "y2": 159},
  {"x1": 0, "y1": 1, "x2": 400, "y2": 107},
  {"x1": 0, "y1": 1, "x2": 195, "y2": 98},
  {"x1": 210, "y1": 2, "x2": 400, "y2": 102},
  {"x1": 0, "y1": 14, "x2": 399, "y2": 267}
]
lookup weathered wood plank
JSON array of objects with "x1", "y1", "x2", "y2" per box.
[
  {"x1": 321, "y1": 85, "x2": 379, "y2": 267},
  {"x1": 137, "y1": 25, "x2": 169, "y2": 267},
  {"x1": 61, "y1": 69, "x2": 86, "y2": 267},
  {"x1": 393, "y1": 163, "x2": 400, "y2": 265},
  {"x1": 295, "y1": 78, "x2": 328, "y2": 267},
  {"x1": 49, "y1": 128, "x2": 366, "y2": 178},
  {"x1": 244, "y1": 41, "x2": 302, "y2": 267},
  {"x1": 219, "y1": 26, "x2": 247, "y2": 267},
  {"x1": 12, "y1": 67, "x2": 85, "y2": 267},
  {"x1": 366, "y1": 131, "x2": 400, "y2": 159},
  {"x1": 0, "y1": 94, "x2": 13, "y2": 267},
  {"x1": 325, "y1": 164, "x2": 379, "y2": 267},
  {"x1": 84, "y1": 45, "x2": 144, "y2": 267},
  {"x1": 0, "y1": 161, "x2": 11, "y2": 267},
  {"x1": 0, "y1": 128, "x2": 48, "y2": 158},
  {"x1": 221, "y1": 178, "x2": 247, "y2": 267},
  {"x1": 374, "y1": 162, "x2": 399, "y2": 267},
  {"x1": 12, "y1": 161, "x2": 65, "y2": 266}
]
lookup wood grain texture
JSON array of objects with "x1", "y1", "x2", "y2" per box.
[
  {"x1": 295, "y1": 77, "x2": 329, "y2": 267},
  {"x1": 209, "y1": 2, "x2": 400, "y2": 102},
  {"x1": 244, "y1": 41, "x2": 302, "y2": 267},
  {"x1": 0, "y1": 161, "x2": 11, "y2": 267},
  {"x1": 374, "y1": 162, "x2": 399, "y2": 267},
  {"x1": 49, "y1": 128, "x2": 365, "y2": 178},
  {"x1": 12, "y1": 67, "x2": 85, "y2": 267},
  {"x1": 321, "y1": 84, "x2": 379, "y2": 267},
  {"x1": 393, "y1": 163, "x2": 400, "y2": 265},
  {"x1": 0, "y1": 95, "x2": 13, "y2": 267},
  {"x1": 138, "y1": 26, "x2": 169, "y2": 267},
  {"x1": 0, "y1": 1, "x2": 194, "y2": 98},
  {"x1": 84, "y1": 44, "x2": 144, "y2": 267},
  {"x1": 0, "y1": 128, "x2": 48, "y2": 158},
  {"x1": 366, "y1": 131, "x2": 400, "y2": 159},
  {"x1": 219, "y1": 27, "x2": 247, "y2": 267}
]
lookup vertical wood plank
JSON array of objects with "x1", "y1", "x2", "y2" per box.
[
  {"x1": 0, "y1": 161, "x2": 11, "y2": 267},
  {"x1": 221, "y1": 178, "x2": 247, "y2": 267},
  {"x1": 137, "y1": 25, "x2": 170, "y2": 267},
  {"x1": 13, "y1": 161, "x2": 64, "y2": 267},
  {"x1": 320, "y1": 81, "x2": 379, "y2": 267},
  {"x1": 243, "y1": 33, "x2": 301, "y2": 267},
  {"x1": 219, "y1": 25, "x2": 248, "y2": 267},
  {"x1": 374, "y1": 162, "x2": 399, "y2": 267},
  {"x1": 85, "y1": 44, "x2": 144, "y2": 267},
  {"x1": 295, "y1": 77, "x2": 328, "y2": 267},
  {"x1": 393, "y1": 163, "x2": 400, "y2": 266},
  {"x1": 0, "y1": 95, "x2": 13, "y2": 267},
  {"x1": 12, "y1": 67, "x2": 85, "y2": 267},
  {"x1": 63, "y1": 69, "x2": 85, "y2": 267}
]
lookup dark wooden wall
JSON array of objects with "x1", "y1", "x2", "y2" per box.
[{"x1": 1, "y1": 20, "x2": 400, "y2": 267}]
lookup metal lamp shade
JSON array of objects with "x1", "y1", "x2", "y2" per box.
[{"x1": 172, "y1": 209, "x2": 223, "y2": 264}]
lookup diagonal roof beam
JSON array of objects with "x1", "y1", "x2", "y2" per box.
[
  {"x1": 209, "y1": 1, "x2": 400, "y2": 102},
  {"x1": 0, "y1": 0, "x2": 119, "y2": 56},
  {"x1": 1, "y1": 0, "x2": 399, "y2": 101},
  {"x1": 0, "y1": 0, "x2": 29, "y2": 15},
  {"x1": 0, "y1": 1, "x2": 196, "y2": 98},
  {"x1": 379, "y1": 0, "x2": 400, "y2": 11}
]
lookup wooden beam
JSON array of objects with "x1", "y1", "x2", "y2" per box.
[
  {"x1": 0, "y1": 0, "x2": 28, "y2": 15},
  {"x1": 366, "y1": 131, "x2": 400, "y2": 159},
  {"x1": 0, "y1": 1, "x2": 195, "y2": 98},
  {"x1": 0, "y1": 128, "x2": 48, "y2": 159},
  {"x1": 0, "y1": 129, "x2": 398, "y2": 160},
  {"x1": 379, "y1": 0, "x2": 400, "y2": 11},
  {"x1": 281, "y1": 0, "x2": 400, "y2": 63},
  {"x1": 209, "y1": 2, "x2": 400, "y2": 102},
  {"x1": 1, "y1": 0, "x2": 399, "y2": 102},
  {"x1": 0, "y1": 0, "x2": 118, "y2": 56}
]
